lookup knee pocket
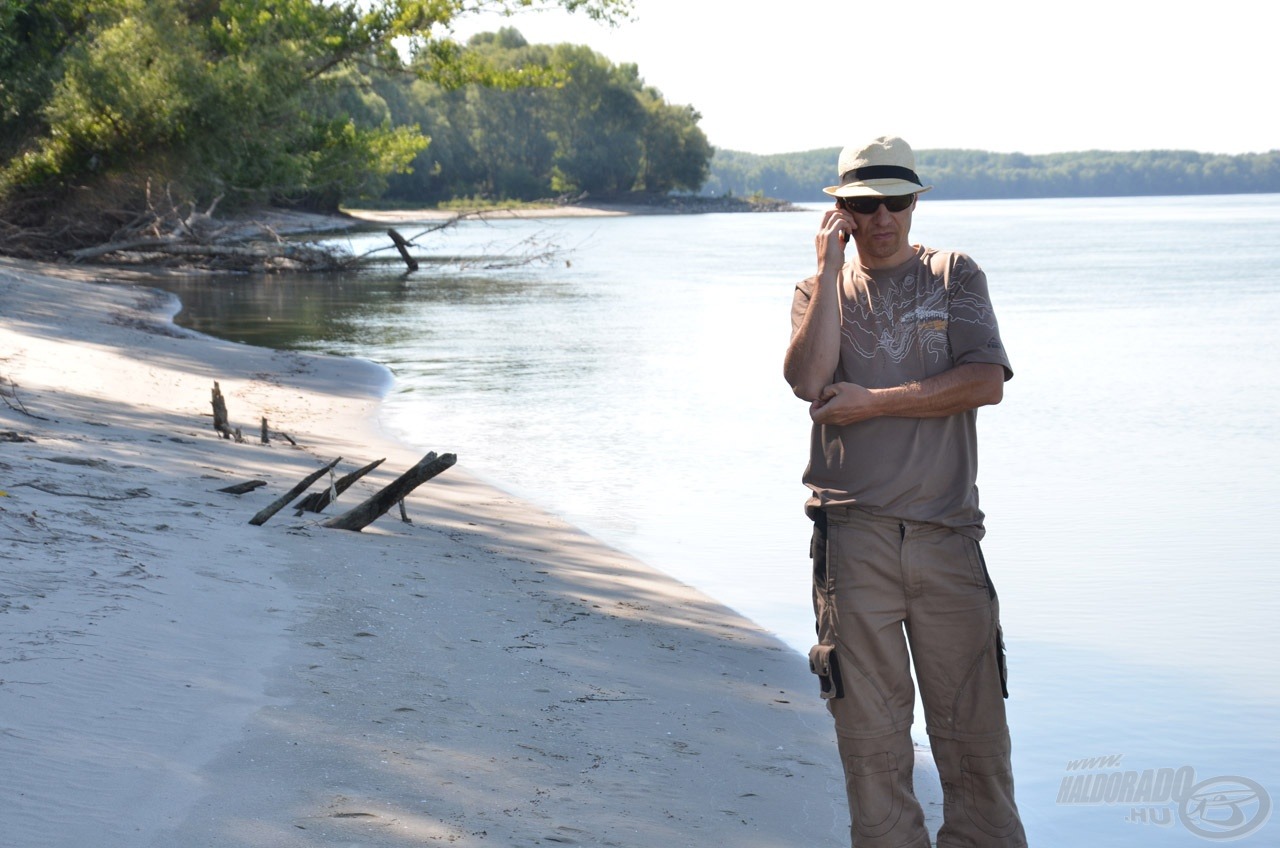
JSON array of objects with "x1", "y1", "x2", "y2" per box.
[
  {"x1": 961, "y1": 754, "x2": 1022, "y2": 838},
  {"x1": 845, "y1": 751, "x2": 905, "y2": 839}
]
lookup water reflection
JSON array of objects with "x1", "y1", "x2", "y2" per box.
[{"x1": 153, "y1": 267, "x2": 584, "y2": 353}]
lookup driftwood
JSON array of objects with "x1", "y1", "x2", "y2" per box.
[
  {"x1": 322, "y1": 452, "x2": 455, "y2": 532},
  {"x1": 211, "y1": 382, "x2": 232, "y2": 438},
  {"x1": 218, "y1": 480, "x2": 267, "y2": 495},
  {"x1": 12, "y1": 481, "x2": 150, "y2": 500},
  {"x1": 387, "y1": 228, "x2": 419, "y2": 271},
  {"x1": 293, "y1": 457, "x2": 385, "y2": 514},
  {"x1": 72, "y1": 238, "x2": 344, "y2": 266},
  {"x1": 260, "y1": 417, "x2": 270, "y2": 444},
  {"x1": 1, "y1": 378, "x2": 49, "y2": 421},
  {"x1": 248, "y1": 456, "x2": 342, "y2": 526},
  {"x1": 62, "y1": 194, "x2": 226, "y2": 261},
  {"x1": 68, "y1": 234, "x2": 182, "y2": 262}
]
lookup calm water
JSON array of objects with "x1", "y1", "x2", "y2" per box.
[{"x1": 158, "y1": 194, "x2": 1280, "y2": 845}]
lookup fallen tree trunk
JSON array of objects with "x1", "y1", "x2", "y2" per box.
[
  {"x1": 248, "y1": 456, "x2": 342, "y2": 526},
  {"x1": 72, "y1": 236, "x2": 351, "y2": 272},
  {"x1": 322, "y1": 453, "x2": 456, "y2": 532},
  {"x1": 69, "y1": 234, "x2": 181, "y2": 261}
]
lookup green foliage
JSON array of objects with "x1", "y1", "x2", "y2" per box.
[
  {"x1": 706, "y1": 147, "x2": 1280, "y2": 201},
  {"x1": 0, "y1": 0, "x2": 111, "y2": 157},
  {"x1": 379, "y1": 31, "x2": 711, "y2": 203},
  {"x1": 7, "y1": 1, "x2": 203, "y2": 188},
  {"x1": 0, "y1": 0, "x2": 631, "y2": 236},
  {"x1": 636, "y1": 92, "x2": 712, "y2": 194}
]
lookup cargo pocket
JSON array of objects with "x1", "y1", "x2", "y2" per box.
[
  {"x1": 808, "y1": 643, "x2": 844, "y2": 699},
  {"x1": 846, "y1": 751, "x2": 904, "y2": 839},
  {"x1": 961, "y1": 753, "x2": 1021, "y2": 838},
  {"x1": 996, "y1": 625, "x2": 1009, "y2": 699},
  {"x1": 810, "y1": 509, "x2": 829, "y2": 592}
]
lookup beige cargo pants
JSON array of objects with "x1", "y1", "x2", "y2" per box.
[{"x1": 809, "y1": 507, "x2": 1027, "y2": 848}]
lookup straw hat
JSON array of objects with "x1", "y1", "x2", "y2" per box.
[{"x1": 823, "y1": 135, "x2": 934, "y2": 198}]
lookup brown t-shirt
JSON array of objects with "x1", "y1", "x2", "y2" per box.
[{"x1": 790, "y1": 245, "x2": 1012, "y2": 538}]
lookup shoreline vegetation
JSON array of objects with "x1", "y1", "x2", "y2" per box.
[{"x1": 708, "y1": 147, "x2": 1280, "y2": 201}]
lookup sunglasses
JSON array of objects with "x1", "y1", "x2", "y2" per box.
[{"x1": 837, "y1": 194, "x2": 916, "y2": 215}]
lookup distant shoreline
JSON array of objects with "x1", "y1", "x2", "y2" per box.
[{"x1": 342, "y1": 194, "x2": 798, "y2": 224}]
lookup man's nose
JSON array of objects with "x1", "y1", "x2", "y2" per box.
[{"x1": 871, "y1": 203, "x2": 895, "y2": 222}]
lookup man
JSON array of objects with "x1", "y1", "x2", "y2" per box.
[{"x1": 784, "y1": 135, "x2": 1027, "y2": 847}]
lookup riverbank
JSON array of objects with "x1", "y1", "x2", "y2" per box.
[
  {"x1": 0, "y1": 257, "x2": 856, "y2": 846},
  {"x1": 224, "y1": 194, "x2": 797, "y2": 234},
  {"x1": 345, "y1": 194, "x2": 798, "y2": 224},
  {"x1": 18, "y1": 195, "x2": 798, "y2": 273}
]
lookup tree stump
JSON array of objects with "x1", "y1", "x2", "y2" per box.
[{"x1": 211, "y1": 381, "x2": 232, "y2": 438}]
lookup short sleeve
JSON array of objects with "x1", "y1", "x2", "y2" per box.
[
  {"x1": 946, "y1": 255, "x2": 1013, "y2": 381},
  {"x1": 790, "y1": 276, "x2": 817, "y2": 339}
]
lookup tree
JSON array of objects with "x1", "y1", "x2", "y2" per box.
[
  {"x1": 635, "y1": 90, "x2": 710, "y2": 194},
  {"x1": 379, "y1": 31, "x2": 712, "y2": 203},
  {"x1": 0, "y1": 0, "x2": 633, "y2": 253},
  {"x1": 704, "y1": 147, "x2": 1280, "y2": 201}
]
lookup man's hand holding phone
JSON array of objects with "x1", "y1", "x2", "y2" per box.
[{"x1": 816, "y1": 201, "x2": 854, "y2": 274}]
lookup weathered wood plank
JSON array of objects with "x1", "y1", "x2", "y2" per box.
[
  {"x1": 218, "y1": 480, "x2": 267, "y2": 495},
  {"x1": 248, "y1": 456, "x2": 342, "y2": 526},
  {"x1": 321, "y1": 453, "x2": 455, "y2": 532},
  {"x1": 293, "y1": 457, "x2": 386, "y2": 514}
]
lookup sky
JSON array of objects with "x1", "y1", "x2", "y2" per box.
[{"x1": 450, "y1": 0, "x2": 1274, "y2": 157}]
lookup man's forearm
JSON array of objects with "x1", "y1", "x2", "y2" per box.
[
  {"x1": 810, "y1": 363, "x2": 1005, "y2": 425},
  {"x1": 875, "y1": 363, "x2": 1005, "y2": 417}
]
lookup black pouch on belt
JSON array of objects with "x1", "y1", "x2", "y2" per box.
[{"x1": 808, "y1": 644, "x2": 844, "y2": 699}]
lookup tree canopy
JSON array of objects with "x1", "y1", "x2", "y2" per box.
[
  {"x1": 368, "y1": 28, "x2": 711, "y2": 204},
  {"x1": 0, "y1": 0, "x2": 634, "y2": 253}
]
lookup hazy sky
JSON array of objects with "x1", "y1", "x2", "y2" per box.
[{"x1": 452, "y1": 0, "x2": 1273, "y2": 157}]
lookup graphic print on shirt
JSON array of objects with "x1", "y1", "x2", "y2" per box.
[
  {"x1": 839, "y1": 258, "x2": 996, "y2": 368},
  {"x1": 840, "y1": 271, "x2": 948, "y2": 365}
]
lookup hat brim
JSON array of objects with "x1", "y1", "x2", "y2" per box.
[{"x1": 822, "y1": 180, "x2": 934, "y2": 198}]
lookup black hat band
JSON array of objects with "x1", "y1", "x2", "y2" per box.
[{"x1": 841, "y1": 165, "x2": 923, "y2": 186}]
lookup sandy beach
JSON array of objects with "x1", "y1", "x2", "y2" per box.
[{"x1": 0, "y1": 257, "x2": 868, "y2": 846}]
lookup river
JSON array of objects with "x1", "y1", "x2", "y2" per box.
[{"x1": 154, "y1": 193, "x2": 1280, "y2": 845}]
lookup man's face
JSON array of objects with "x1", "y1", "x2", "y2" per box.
[{"x1": 842, "y1": 194, "x2": 917, "y2": 269}]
